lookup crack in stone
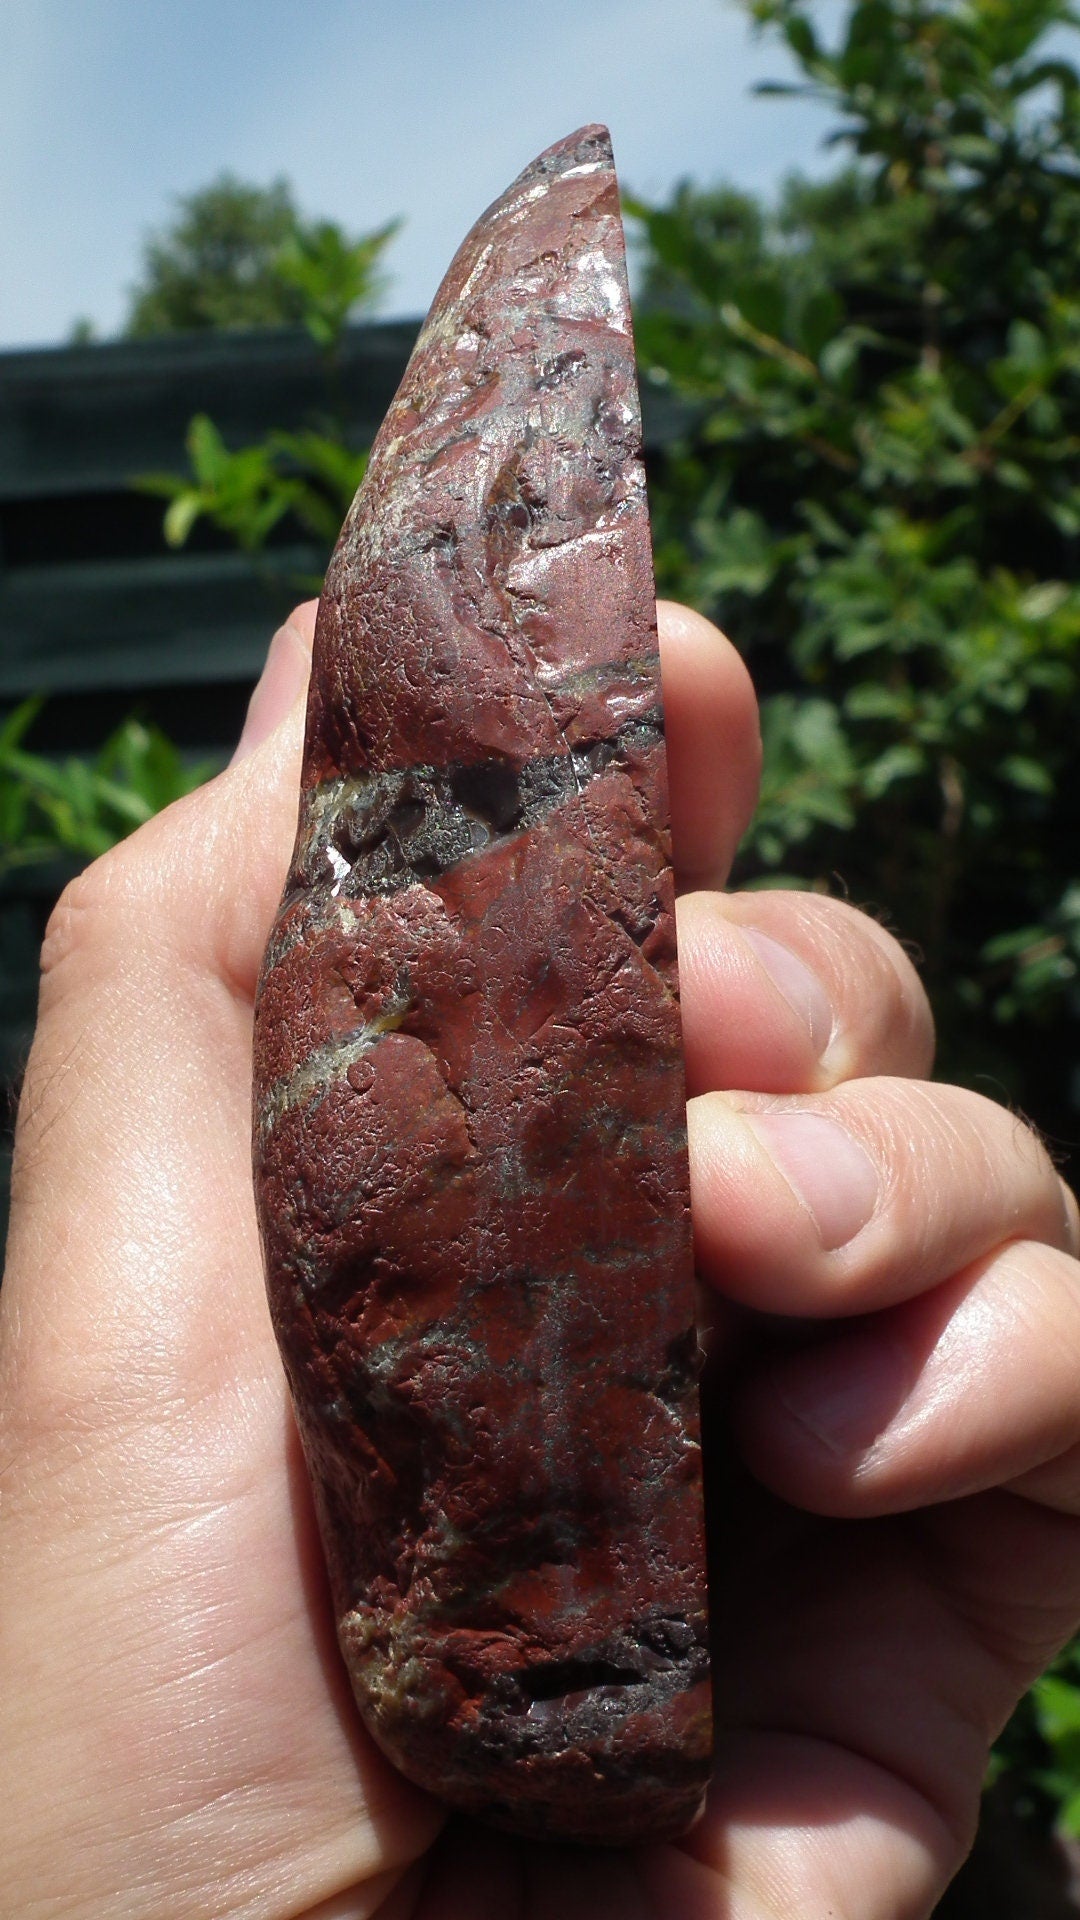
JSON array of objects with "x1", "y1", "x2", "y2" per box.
[{"x1": 290, "y1": 712, "x2": 664, "y2": 904}]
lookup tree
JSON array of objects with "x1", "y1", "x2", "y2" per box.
[
  {"x1": 136, "y1": 179, "x2": 401, "y2": 578},
  {"x1": 124, "y1": 174, "x2": 397, "y2": 342},
  {"x1": 630, "y1": 0, "x2": 1080, "y2": 1133}
]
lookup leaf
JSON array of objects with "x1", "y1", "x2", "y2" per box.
[
  {"x1": 844, "y1": 682, "x2": 914, "y2": 721},
  {"x1": 1035, "y1": 1674, "x2": 1080, "y2": 1737},
  {"x1": 1000, "y1": 753, "x2": 1055, "y2": 794},
  {"x1": 0, "y1": 705, "x2": 221, "y2": 870},
  {"x1": 780, "y1": 11, "x2": 820, "y2": 65},
  {"x1": 819, "y1": 329, "x2": 861, "y2": 384},
  {"x1": 186, "y1": 413, "x2": 228, "y2": 484},
  {"x1": 1058, "y1": 1786, "x2": 1080, "y2": 1838},
  {"x1": 0, "y1": 697, "x2": 44, "y2": 754},
  {"x1": 862, "y1": 742, "x2": 925, "y2": 797},
  {"x1": 1019, "y1": 580, "x2": 1071, "y2": 619},
  {"x1": 163, "y1": 491, "x2": 204, "y2": 548}
]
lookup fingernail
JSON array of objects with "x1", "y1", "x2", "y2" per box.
[
  {"x1": 768, "y1": 1326, "x2": 914, "y2": 1455},
  {"x1": 747, "y1": 1110, "x2": 878, "y2": 1251},
  {"x1": 742, "y1": 928, "x2": 833, "y2": 1057},
  {"x1": 231, "y1": 622, "x2": 311, "y2": 765}
]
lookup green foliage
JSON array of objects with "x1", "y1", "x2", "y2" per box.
[
  {"x1": 632, "y1": 0, "x2": 1080, "y2": 1101},
  {"x1": 273, "y1": 218, "x2": 400, "y2": 351},
  {"x1": 140, "y1": 414, "x2": 368, "y2": 564},
  {"x1": 1033, "y1": 1666, "x2": 1080, "y2": 1834},
  {"x1": 137, "y1": 179, "x2": 389, "y2": 571},
  {"x1": 990, "y1": 1640, "x2": 1080, "y2": 1834},
  {"x1": 630, "y1": 0, "x2": 1080, "y2": 1837},
  {"x1": 124, "y1": 175, "x2": 398, "y2": 339},
  {"x1": 0, "y1": 701, "x2": 218, "y2": 878}
]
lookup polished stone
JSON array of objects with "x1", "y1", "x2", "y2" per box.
[{"x1": 253, "y1": 123, "x2": 711, "y2": 1846}]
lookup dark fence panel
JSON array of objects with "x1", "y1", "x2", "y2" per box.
[{"x1": 0, "y1": 321, "x2": 422, "y2": 704}]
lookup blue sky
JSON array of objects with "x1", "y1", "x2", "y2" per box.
[{"x1": 0, "y1": 0, "x2": 841, "y2": 350}]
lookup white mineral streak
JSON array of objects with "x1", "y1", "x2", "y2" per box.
[
  {"x1": 502, "y1": 180, "x2": 553, "y2": 227},
  {"x1": 297, "y1": 766, "x2": 406, "y2": 871},
  {"x1": 327, "y1": 846, "x2": 350, "y2": 893},
  {"x1": 414, "y1": 244, "x2": 496, "y2": 365},
  {"x1": 574, "y1": 247, "x2": 627, "y2": 331},
  {"x1": 258, "y1": 997, "x2": 410, "y2": 1136}
]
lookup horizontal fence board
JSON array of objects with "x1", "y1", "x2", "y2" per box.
[
  {"x1": 0, "y1": 321, "x2": 422, "y2": 501},
  {"x1": 0, "y1": 548, "x2": 317, "y2": 694}
]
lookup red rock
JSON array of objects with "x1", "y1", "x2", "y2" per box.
[{"x1": 253, "y1": 124, "x2": 711, "y2": 1846}]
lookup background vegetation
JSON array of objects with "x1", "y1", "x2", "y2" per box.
[
  {"x1": 635, "y1": 0, "x2": 1080, "y2": 1160},
  {"x1": 125, "y1": 173, "x2": 398, "y2": 344},
  {"x1": 5, "y1": 0, "x2": 1080, "y2": 1891},
  {"x1": 632, "y1": 0, "x2": 1080, "y2": 1855}
]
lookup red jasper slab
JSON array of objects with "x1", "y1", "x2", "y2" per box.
[{"x1": 253, "y1": 124, "x2": 711, "y2": 1846}]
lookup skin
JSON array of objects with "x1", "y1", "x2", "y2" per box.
[{"x1": 2, "y1": 597, "x2": 1079, "y2": 1920}]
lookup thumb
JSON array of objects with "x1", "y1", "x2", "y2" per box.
[
  {"x1": 0, "y1": 600, "x2": 442, "y2": 1919},
  {"x1": 2, "y1": 604, "x2": 316, "y2": 1414}
]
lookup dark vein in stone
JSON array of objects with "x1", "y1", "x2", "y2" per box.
[{"x1": 290, "y1": 711, "x2": 664, "y2": 904}]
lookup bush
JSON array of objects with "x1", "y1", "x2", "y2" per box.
[
  {"x1": 629, "y1": 0, "x2": 1080, "y2": 1849},
  {"x1": 631, "y1": 0, "x2": 1080, "y2": 1131}
]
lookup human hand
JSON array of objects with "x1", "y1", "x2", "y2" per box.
[{"x1": 2, "y1": 600, "x2": 1078, "y2": 1919}]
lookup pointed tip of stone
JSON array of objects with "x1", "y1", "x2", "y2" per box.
[
  {"x1": 490, "y1": 125, "x2": 615, "y2": 212},
  {"x1": 464, "y1": 125, "x2": 616, "y2": 242},
  {"x1": 532, "y1": 123, "x2": 614, "y2": 173}
]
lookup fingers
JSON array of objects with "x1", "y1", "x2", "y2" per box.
[
  {"x1": 678, "y1": 888, "x2": 934, "y2": 1095},
  {"x1": 684, "y1": 1732, "x2": 962, "y2": 1920},
  {"x1": 693, "y1": 1498, "x2": 1080, "y2": 1911},
  {"x1": 657, "y1": 600, "x2": 761, "y2": 891},
  {"x1": 689, "y1": 1077, "x2": 1073, "y2": 1316},
  {"x1": 736, "y1": 1238, "x2": 1080, "y2": 1519}
]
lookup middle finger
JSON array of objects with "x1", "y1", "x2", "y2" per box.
[
  {"x1": 678, "y1": 887, "x2": 934, "y2": 1096},
  {"x1": 689, "y1": 1076, "x2": 1076, "y2": 1317}
]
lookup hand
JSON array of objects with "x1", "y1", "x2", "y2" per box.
[{"x1": 2, "y1": 600, "x2": 1078, "y2": 1920}]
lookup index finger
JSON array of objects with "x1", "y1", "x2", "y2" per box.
[{"x1": 658, "y1": 601, "x2": 761, "y2": 892}]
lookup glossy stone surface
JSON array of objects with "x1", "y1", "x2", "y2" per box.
[{"x1": 253, "y1": 124, "x2": 711, "y2": 1846}]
